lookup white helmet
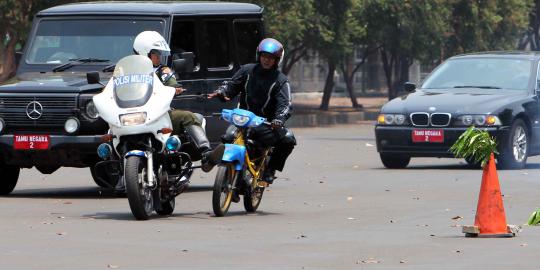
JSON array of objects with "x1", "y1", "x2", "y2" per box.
[{"x1": 133, "y1": 31, "x2": 171, "y2": 57}]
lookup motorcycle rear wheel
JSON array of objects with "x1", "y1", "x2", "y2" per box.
[
  {"x1": 243, "y1": 170, "x2": 264, "y2": 213},
  {"x1": 212, "y1": 164, "x2": 236, "y2": 217},
  {"x1": 155, "y1": 197, "x2": 175, "y2": 216},
  {"x1": 125, "y1": 156, "x2": 153, "y2": 220}
]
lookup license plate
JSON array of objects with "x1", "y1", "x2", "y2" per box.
[
  {"x1": 412, "y1": 129, "x2": 444, "y2": 143},
  {"x1": 13, "y1": 135, "x2": 50, "y2": 150}
]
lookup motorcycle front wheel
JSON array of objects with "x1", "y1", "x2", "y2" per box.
[
  {"x1": 212, "y1": 164, "x2": 236, "y2": 217},
  {"x1": 125, "y1": 156, "x2": 153, "y2": 220}
]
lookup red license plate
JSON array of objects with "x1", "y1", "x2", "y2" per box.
[
  {"x1": 13, "y1": 135, "x2": 50, "y2": 150},
  {"x1": 412, "y1": 129, "x2": 444, "y2": 143}
]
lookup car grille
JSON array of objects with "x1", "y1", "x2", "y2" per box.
[
  {"x1": 410, "y1": 113, "x2": 429, "y2": 126},
  {"x1": 410, "y1": 112, "x2": 452, "y2": 127},
  {"x1": 430, "y1": 113, "x2": 451, "y2": 127},
  {"x1": 0, "y1": 95, "x2": 76, "y2": 127}
]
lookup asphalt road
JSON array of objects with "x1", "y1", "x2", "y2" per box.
[{"x1": 1, "y1": 124, "x2": 540, "y2": 269}]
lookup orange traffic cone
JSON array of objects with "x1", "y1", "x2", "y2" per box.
[{"x1": 462, "y1": 153, "x2": 517, "y2": 237}]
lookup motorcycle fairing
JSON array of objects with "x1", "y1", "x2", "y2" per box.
[{"x1": 222, "y1": 143, "x2": 246, "y2": 170}]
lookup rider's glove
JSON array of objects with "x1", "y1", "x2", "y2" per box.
[
  {"x1": 213, "y1": 88, "x2": 229, "y2": 102},
  {"x1": 271, "y1": 119, "x2": 284, "y2": 129}
]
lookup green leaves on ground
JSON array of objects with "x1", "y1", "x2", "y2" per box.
[
  {"x1": 527, "y1": 208, "x2": 540, "y2": 225},
  {"x1": 449, "y1": 126, "x2": 498, "y2": 168}
]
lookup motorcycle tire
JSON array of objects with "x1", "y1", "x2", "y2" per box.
[
  {"x1": 212, "y1": 164, "x2": 236, "y2": 217},
  {"x1": 155, "y1": 197, "x2": 175, "y2": 216},
  {"x1": 243, "y1": 170, "x2": 264, "y2": 213},
  {"x1": 125, "y1": 156, "x2": 153, "y2": 220}
]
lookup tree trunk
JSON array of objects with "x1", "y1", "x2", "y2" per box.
[
  {"x1": 281, "y1": 44, "x2": 307, "y2": 75},
  {"x1": 0, "y1": 35, "x2": 18, "y2": 82},
  {"x1": 380, "y1": 49, "x2": 395, "y2": 100},
  {"x1": 339, "y1": 61, "x2": 361, "y2": 109},
  {"x1": 319, "y1": 60, "x2": 336, "y2": 111},
  {"x1": 391, "y1": 55, "x2": 409, "y2": 97},
  {"x1": 519, "y1": 0, "x2": 540, "y2": 50},
  {"x1": 344, "y1": 75, "x2": 361, "y2": 108}
]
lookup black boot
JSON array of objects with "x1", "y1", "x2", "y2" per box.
[
  {"x1": 259, "y1": 168, "x2": 276, "y2": 186},
  {"x1": 201, "y1": 144, "x2": 225, "y2": 172},
  {"x1": 185, "y1": 125, "x2": 211, "y2": 154},
  {"x1": 185, "y1": 125, "x2": 224, "y2": 172}
]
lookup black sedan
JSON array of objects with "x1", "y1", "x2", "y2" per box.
[{"x1": 375, "y1": 52, "x2": 540, "y2": 169}]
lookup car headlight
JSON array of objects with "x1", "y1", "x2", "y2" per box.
[
  {"x1": 232, "y1": 114, "x2": 250, "y2": 126},
  {"x1": 456, "y1": 115, "x2": 501, "y2": 126},
  {"x1": 64, "y1": 117, "x2": 80, "y2": 133},
  {"x1": 377, "y1": 114, "x2": 406, "y2": 125},
  {"x1": 119, "y1": 112, "x2": 147, "y2": 126},
  {"x1": 85, "y1": 100, "x2": 99, "y2": 119}
]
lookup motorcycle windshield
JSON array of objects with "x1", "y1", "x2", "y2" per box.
[{"x1": 112, "y1": 55, "x2": 154, "y2": 108}]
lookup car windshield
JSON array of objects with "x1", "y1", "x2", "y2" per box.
[
  {"x1": 26, "y1": 19, "x2": 165, "y2": 65},
  {"x1": 112, "y1": 55, "x2": 154, "y2": 108},
  {"x1": 422, "y1": 58, "x2": 533, "y2": 91}
]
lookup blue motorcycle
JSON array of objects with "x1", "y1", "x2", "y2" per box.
[{"x1": 212, "y1": 108, "x2": 272, "y2": 216}]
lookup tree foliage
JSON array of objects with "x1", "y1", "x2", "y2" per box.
[
  {"x1": 361, "y1": 0, "x2": 451, "y2": 99},
  {"x1": 239, "y1": 0, "x2": 315, "y2": 75},
  {"x1": 0, "y1": 0, "x2": 535, "y2": 108},
  {"x1": 0, "y1": 0, "x2": 80, "y2": 81},
  {"x1": 446, "y1": 0, "x2": 530, "y2": 56},
  {"x1": 311, "y1": 0, "x2": 356, "y2": 110}
]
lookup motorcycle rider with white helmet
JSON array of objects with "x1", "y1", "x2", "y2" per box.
[{"x1": 132, "y1": 31, "x2": 223, "y2": 173}]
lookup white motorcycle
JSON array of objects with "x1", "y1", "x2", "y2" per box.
[{"x1": 91, "y1": 55, "x2": 196, "y2": 220}]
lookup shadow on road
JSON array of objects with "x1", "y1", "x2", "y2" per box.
[
  {"x1": 7, "y1": 185, "x2": 214, "y2": 199},
  {"x1": 83, "y1": 210, "x2": 280, "y2": 221},
  {"x1": 372, "y1": 162, "x2": 540, "y2": 170}
]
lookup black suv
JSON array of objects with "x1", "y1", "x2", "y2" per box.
[{"x1": 0, "y1": 2, "x2": 264, "y2": 194}]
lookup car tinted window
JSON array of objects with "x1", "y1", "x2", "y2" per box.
[
  {"x1": 26, "y1": 19, "x2": 165, "y2": 64},
  {"x1": 170, "y1": 20, "x2": 199, "y2": 71},
  {"x1": 422, "y1": 58, "x2": 532, "y2": 91},
  {"x1": 234, "y1": 20, "x2": 262, "y2": 65},
  {"x1": 203, "y1": 20, "x2": 232, "y2": 69}
]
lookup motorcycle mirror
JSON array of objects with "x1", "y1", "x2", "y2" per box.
[
  {"x1": 404, "y1": 82, "x2": 416, "y2": 92},
  {"x1": 86, "y1": 71, "x2": 102, "y2": 85},
  {"x1": 173, "y1": 52, "x2": 195, "y2": 73}
]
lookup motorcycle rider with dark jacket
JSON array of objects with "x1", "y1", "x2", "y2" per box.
[{"x1": 208, "y1": 38, "x2": 296, "y2": 185}]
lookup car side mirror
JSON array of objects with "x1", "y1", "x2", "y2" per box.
[
  {"x1": 173, "y1": 52, "x2": 194, "y2": 73},
  {"x1": 86, "y1": 71, "x2": 101, "y2": 85},
  {"x1": 15, "y1": 51, "x2": 23, "y2": 66},
  {"x1": 404, "y1": 82, "x2": 416, "y2": 92}
]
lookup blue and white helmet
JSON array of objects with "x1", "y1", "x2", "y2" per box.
[{"x1": 256, "y1": 38, "x2": 284, "y2": 67}]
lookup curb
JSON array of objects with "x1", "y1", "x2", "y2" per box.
[{"x1": 287, "y1": 110, "x2": 379, "y2": 127}]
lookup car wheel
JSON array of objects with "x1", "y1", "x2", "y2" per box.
[
  {"x1": 90, "y1": 164, "x2": 120, "y2": 188},
  {"x1": 0, "y1": 165, "x2": 20, "y2": 195},
  {"x1": 380, "y1": 153, "x2": 410, "y2": 169},
  {"x1": 498, "y1": 119, "x2": 528, "y2": 170}
]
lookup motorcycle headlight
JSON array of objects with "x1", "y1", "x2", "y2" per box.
[
  {"x1": 119, "y1": 112, "x2": 147, "y2": 126},
  {"x1": 165, "y1": 135, "x2": 181, "y2": 151},
  {"x1": 232, "y1": 114, "x2": 250, "y2": 127},
  {"x1": 456, "y1": 115, "x2": 501, "y2": 126},
  {"x1": 85, "y1": 100, "x2": 99, "y2": 119},
  {"x1": 97, "y1": 143, "x2": 112, "y2": 160},
  {"x1": 377, "y1": 114, "x2": 406, "y2": 125}
]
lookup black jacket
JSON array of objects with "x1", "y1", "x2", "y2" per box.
[{"x1": 222, "y1": 63, "x2": 292, "y2": 122}]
